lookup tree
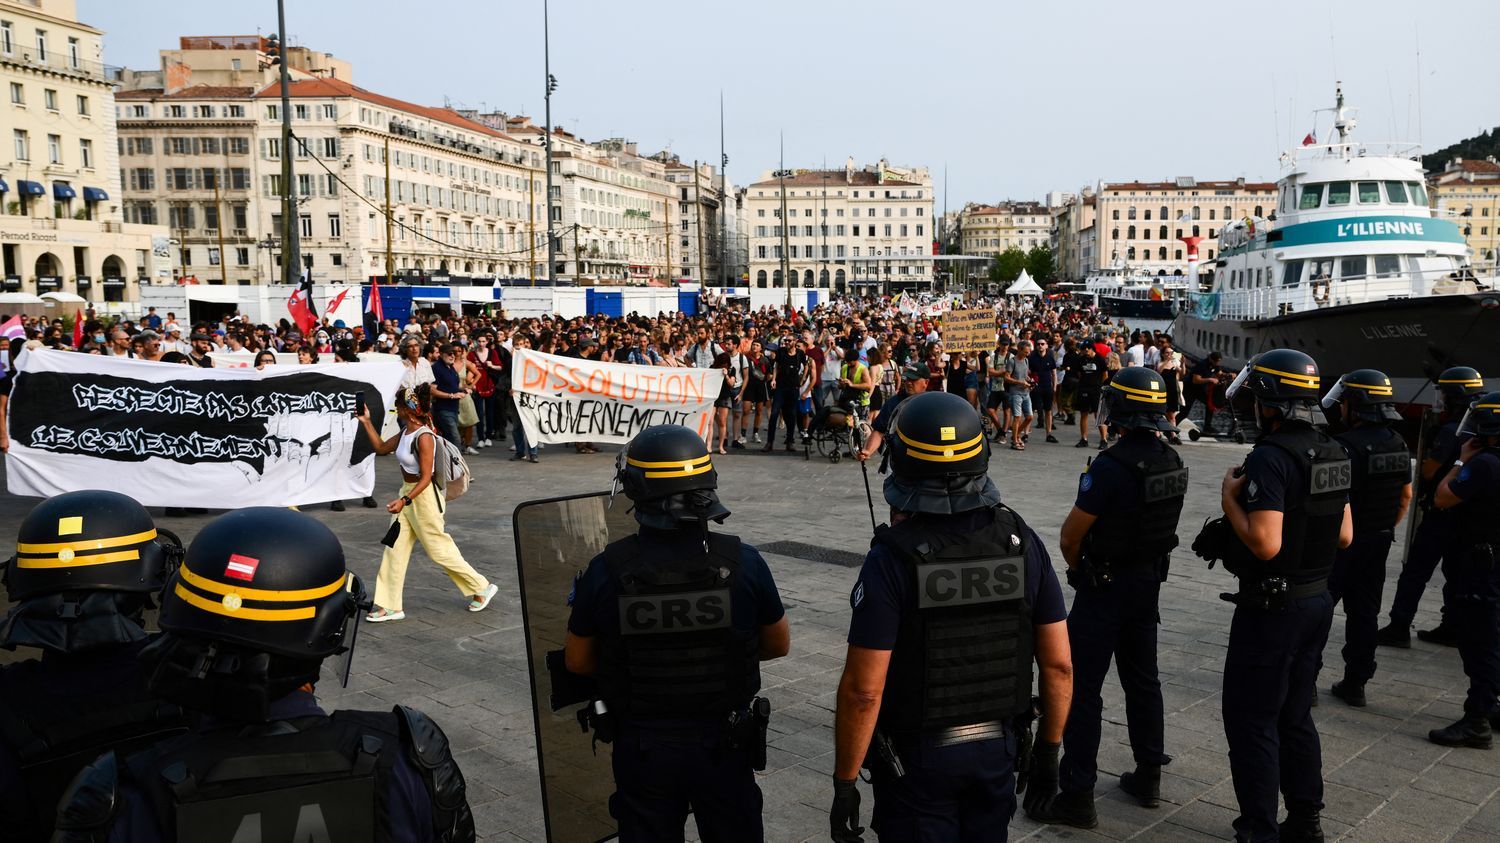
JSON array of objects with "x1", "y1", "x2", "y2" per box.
[
  {"x1": 1025, "y1": 245, "x2": 1055, "y2": 284},
  {"x1": 992, "y1": 247, "x2": 1027, "y2": 284}
]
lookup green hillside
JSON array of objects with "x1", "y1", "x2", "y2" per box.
[{"x1": 1423, "y1": 127, "x2": 1500, "y2": 173}]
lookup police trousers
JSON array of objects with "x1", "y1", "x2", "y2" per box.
[
  {"x1": 609, "y1": 721, "x2": 762, "y2": 843},
  {"x1": 1223, "y1": 592, "x2": 1334, "y2": 843},
  {"x1": 1329, "y1": 530, "x2": 1394, "y2": 685},
  {"x1": 373, "y1": 482, "x2": 490, "y2": 613},
  {"x1": 871, "y1": 731, "x2": 1018, "y2": 842},
  {"x1": 1388, "y1": 509, "x2": 1451, "y2": 626},
  {"x1": 1059, "y1": 574, "x2": 1169, "y2": 796},
  {"x1": 1441, "y1": 554, "x2": 1500, "y2": 716}
]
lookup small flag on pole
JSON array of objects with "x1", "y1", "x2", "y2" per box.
[
  {"x1": 1301, "y1": 131, "x2": 1318, "y2": 147},
  {"x1": 286, "y1": 269, "x2": 319, "y2": 334}
]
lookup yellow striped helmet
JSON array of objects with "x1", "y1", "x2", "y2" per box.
[
  {"x1": 1226, "y1": 348, "x2": 1322, "y2": 423},
  {"x1": 1436, "y1": 366, "x2": 1485, "y2": 414},
  {"x1": 1321, "y1": 369, "x2": 1401, "y2": 423},
  {"x1": 1102, "y1": 367, "x2": 1177, "y2": 432},
  {"x1": 885, "y1": 391, "x2": 1001, "y2": 514},
  {"x1": 616, "y1": 424, "x2": 728, "y2": 528},
  {"x1": 5, "y1": 490, "x2": 171, "y2": 602},
  {"x1": 159, "y1": 508, "x2": 361, "y2": 660}
]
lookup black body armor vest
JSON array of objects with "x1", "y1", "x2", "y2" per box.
[
  {"x1": 876, "y1": 505, "x2": 1034, "y2": 731},
  {"x1": 596, "y1": 532, "x2": 761, "y2": 719},
  {"x1": 1087, "y1": 433, "x2": 1188, "y2": 570},
  {"x1": 0, "y1": 644, "x2": 186, "y2": 842},
  {"x1": 1453, "y1": 448, "x2": 1500, "y2": 552},
  {"x1": 1335, "y1": 425, "x2": 1410, "y2": 534},
  {"x1": 51, "y1": 705, "x2": 475, "y2": 843},
  {"x1": 1230, "y1": 423, "x2": 1351, "y2": 584}
]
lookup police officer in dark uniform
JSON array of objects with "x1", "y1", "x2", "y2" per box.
[
  {"x1": 1031, "y1": 367, "x2": 1185, "y2": 829},
  {"x1": 1426, "y1": 392, "x2": 1500, "y2": 748},
  {"x1": 1320, "y1": 369, "x2": 1412, "y2": 707},
  {"x1": 51, "y1": 507, "x2": 476, "y2": 842},
  {"x1": 1215, "y1": 349, "x2": 1353, "y2": 843},
  {"x1": 1377, "y1": 366, "x2": 1487, "y2": 648},
  {"x1": 830, "y1": 391, "x2": 1072, "y2": 841},
  {"x1": 0, "y1": 490, "x2": 187, "y2": 843},
  {"x1": 563, "y1": 423, "x2": 790, "y2": 842}
]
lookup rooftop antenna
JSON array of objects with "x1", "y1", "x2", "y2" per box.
[
  {"x1": 1272, "y1": 76, "x2": 1282, "y2": 156},
  {"x1": 1415, "y1": 24, "x2": 1424, "y2": 149}
]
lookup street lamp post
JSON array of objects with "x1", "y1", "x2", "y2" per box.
[
  {"x1": 543, "y1": 0, "x2": 557, "y2": 284},
  {"x1": 274, "y1": 0, "x2": 298, "y2": 286}
]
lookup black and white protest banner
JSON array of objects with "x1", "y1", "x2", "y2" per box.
[
  {"x1": 511, "y1": 348, "x2": 723, "y2": 445},
  {"x1": 4, "y1": 349, "x2": 403, "y2": 508}
]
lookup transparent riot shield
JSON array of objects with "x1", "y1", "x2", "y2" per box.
[
  {"x1": 1401, "y1": 406, "x2": 1440, "y2": 564},
  {"x1": 513, "y1": 492, "x2": 638, "y2": 843}
]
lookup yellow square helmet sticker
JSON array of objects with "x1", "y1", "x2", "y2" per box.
[
  {"x1": 940, "y1": 426, "x2": 956, "y2": 441},
  {"x1": 57, "y1": 516, "x2": 84, "y2": 536}
]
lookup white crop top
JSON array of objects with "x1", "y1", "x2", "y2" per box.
[{"x1": 397, "y1": 427, "x2": 431, "y2": 474}]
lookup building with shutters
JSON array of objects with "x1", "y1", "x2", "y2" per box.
[
  {"x1": 743, "y1": 158, "x2": 934, "y2": 294},
  {"x1": 1093, "y1": 177, "x2": 1276, "y2": 276},
  {"x1": 955, "y1": 201, "x2": 1053, "y2": 258},
  {"x1": 0, "y1": 0, "x2": 166, "y2": 305},
  {"x1": 1428, "y1": 157, "x2": 1500, "y2": 277}
]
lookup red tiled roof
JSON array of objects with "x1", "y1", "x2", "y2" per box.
[
  {"x1": 1454, "y1": 158, "x2": 1500, "y2": 174},
  {"x1": 255, "y1": 78, "x2": 517, "y2": 141},
  {"x1": 117, "y1": 85, "x2": 255, "y2": 100},
  {"x1": 1103, "y1": 180, "x2": 1275, "y2": 192},
  {"x1": 749, "y1": 168, "x2": 921, "y2": 188}
]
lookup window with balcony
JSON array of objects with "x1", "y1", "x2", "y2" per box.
[
  {"x1": 13, "y1": 128, "x2": 28, "y2": 161},
  {"x1": 299, "y1": 215, "x2": 312, "y2": 237},
  {"x1": 35, "y1": 29, "x2": 46, "y2": 61},
  {"x1": 0, "y1": 21, "x2": 11, "y2": 55}
]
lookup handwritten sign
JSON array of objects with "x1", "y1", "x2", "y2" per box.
[
  {"x1": 511, "y1": 348, "x2": 724, "y2": 445},
  {"x1": 942, "y1": 309, "x2": 997, "y2": 353}
]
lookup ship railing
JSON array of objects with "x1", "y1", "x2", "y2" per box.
[{"x1": 1189, "y1": 270, "x2": 1490, "y2": 321}]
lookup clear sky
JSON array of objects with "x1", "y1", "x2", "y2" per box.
[{"x1": 80, "y1": 0, "x2": 1499, "y2": 208}]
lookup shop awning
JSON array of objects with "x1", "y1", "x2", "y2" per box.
[
  {"x1": 52, "y1": 183, "x2": 77, "y2": 200},
  {"x1": 0, "y1": 178, "x2": 8, "y2": 194},
  {"x1": 17, "y1": 180, "x2": 46, "y2": 197},
  {"x1": 82, "y1": 187, "x2": 108, "y2": 202}
]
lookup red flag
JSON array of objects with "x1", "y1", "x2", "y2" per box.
[
  {"x1": 325, "y1": 287, "x2": 351, "y2": 318},
  {"x1": 364, "y1": 276, "x2": 383, "y2": 338},
  {"x1": 286, "y1": 270, "x2": 319, "y2": 334},
  {"x1": 1301, "y1": 131, "x2": 1318, "y2": 147},
  {"x1": 73, "y1": 310, "x2": 83, "y2": 348}
]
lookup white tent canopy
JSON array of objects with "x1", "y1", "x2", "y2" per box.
[
  {"x1": 40, "y1": 291, "x2": 87, "y2": 303},
  {"x1": 1006, "y1": 270, "x2": 1044, "y2": 296},
  {"x1": 0, "y1": 292, "x2": 44, "y2": 304}
]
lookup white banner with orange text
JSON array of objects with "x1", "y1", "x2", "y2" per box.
[{"x1": 510, "y1": 348, "x2": 724, "y2": 445}]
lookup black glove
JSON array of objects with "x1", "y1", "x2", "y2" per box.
[
  {"x1": 830, "y1": 777, "x2": 863, "y2": 842},
  {"x1": 1022, "y1": 741, "x2": 1060, "y2": 817}
]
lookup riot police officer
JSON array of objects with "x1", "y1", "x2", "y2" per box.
[
  {"x1": 1215, "y1": 349, "x2": 1354, "y2": 843},
  {"x1": 1031, "y1": 367, "x2": 1185, "y2": 829},
  {"x1": 830, "y1": 391, "x2": 1072, "y2": 841},
  {"x1": 1426, "y1": 392, "x2": 1500, "y2": 748},
  {"x1": 0, "y1": 490, "x2": 186, "y2": 843},
  {"x1": 1320, "y1": 369, "x2": 1412, "y2": 707},
  {"x1": 563, "y1": 423, "x2": 790, "y2": 842},
  {"x1": 51, "y1": 507, "x2": 476, "y2": 842},
  {"x1": 1377, "y1": 366, "x2": 1487, "y2": 648}
]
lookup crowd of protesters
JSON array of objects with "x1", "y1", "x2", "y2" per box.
[{"x1": 1, "y1": 292, "x2": 1230, "y2": 462}]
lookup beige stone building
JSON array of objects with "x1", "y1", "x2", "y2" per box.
[
  {"x1": 115, "y1": 37, "x2": 548, "y2": 287},
  {"x1": 1428, "y1": 156, "x2": 1500, "y2": 277},
  {"x1": 744, "y1": 158, "x2": 934, "y2": 293},
  {"x1": 1094, "y1": 177, "x2": 1276, "y2": 275},
  {"x1": 662, "y1": 156, "x2": 727, "y2": 285},
  {"x1": 956, "y1": 201, "x2": 1052, "y2": 258},
  {"x1": 1051, "y1": 191, "x2": 1097, "y2": 280},
  {"x1": 0, "y1": 0, "x2": 166, "y2": 305}
]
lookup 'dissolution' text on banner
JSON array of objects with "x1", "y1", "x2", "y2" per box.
[{"x1": 511, "y1": 348, "x2": 723, "y2": 445}]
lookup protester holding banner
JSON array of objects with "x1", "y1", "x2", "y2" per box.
[
  {"x1": 508, "y1": 334, "x2": 540, "y2": 463},
  {"x1": 357, "y1": 383, "x2": 497, "y2": 623}
]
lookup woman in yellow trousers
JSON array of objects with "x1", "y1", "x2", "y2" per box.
[{"x1": 357, "y1": 383, "x2": 498, "y2": 622}]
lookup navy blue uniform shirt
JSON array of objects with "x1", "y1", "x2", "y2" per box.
[
  {"x1": 873, "y1": 389, "x2": 909, "y2": 436},
  {"x1": 1073, "y1": 450, "x2": 1138, "y2": 517},
  {"x1": 1239, "y1": 439, "x2": 1302, "y2": 516},
  {"x1": 568, "y1": 528, "x2": 786, "y2": 640},
  {"x1": 847, "y1": 509, "x2": 1067, "y2": 650},
  {"x1": 1449, "y1": 450, "x2": 1500, "y2": 506}
]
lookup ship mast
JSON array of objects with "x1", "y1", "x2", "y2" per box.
[{"x1": 1332, "y1": 83, "x2": 1356, "y2": 155}]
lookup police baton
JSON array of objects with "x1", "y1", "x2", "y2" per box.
[{"x1": 859, "y1": 458, "x2": 878, "y2": 533}]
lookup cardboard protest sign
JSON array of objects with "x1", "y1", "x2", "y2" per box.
[
  {"x1": 511, "y1": 348, "x2": 723, "y2": 445},
  {"x1": 942, "y1": 309, "x2": 998, "y2": 353},
  {"x1": 4, "y1": 349, "x2": 403, "y2": 508}
]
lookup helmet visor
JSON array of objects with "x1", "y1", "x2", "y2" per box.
[
  {"x1": 331, "y1": 573, "x2": 369, "y2": 687},
  {"x1": 1456, "y1": 399, "x2": 1500, "y2": 439},
  {"x1": 1225, "y1": 362, "x2": 1253, "y2": 403},
  {"x1": 1320, "y1": 376, "x2": 1347, "y2": 410}
]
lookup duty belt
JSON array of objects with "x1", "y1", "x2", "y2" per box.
[
  {"x1": 1237, "y1": 577, "x2": 1327, "y2": 602},
  {"x1": 930, "y1": 720, "x2": 1006, "y2": 747}
]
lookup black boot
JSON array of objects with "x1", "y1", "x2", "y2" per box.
[
  {"x1": 1429, "y1": 712, "x2": 1493, "y2": 749},
  {"x1": 1279, "y1": 811, "x2": 1326, "y2": 843},
  {"x1": 1417, "y1": 621, "x2": 1460, "y2": 647},
  {"x1": 1119, "y1": 764, "x2": 1162, "y2": 808},
  {"x1": 1375, "y1": 620, "x2": 1412, "y2": 648},
  {"x1": 330, "y1": 500, "x2": 345, "y2": 512},
  {"x1": 1029, "y1": 789, "x2": 1098, "y2": 828},
  {"x1": 1330, "y1": 679, "x2": 1367, "y2": 707}
]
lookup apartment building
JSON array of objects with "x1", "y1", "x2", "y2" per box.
[
  {"x1": 956, "y1": 201, "x2": 1052, "y2": 258},
  {"x1": 1429, "y1": 156, "x2": 1500, "y2": 277},
  {"x1": 1094, "y1": 177, "x2": 1276, "y2": 275}
]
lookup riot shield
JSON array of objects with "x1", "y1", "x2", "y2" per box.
[
  {"x1": 1400, "y1": 407, "x2": 1440, "y2": 564},
  {"x1": 513, "y1": 492, "x2": 638, "y2": 843}
]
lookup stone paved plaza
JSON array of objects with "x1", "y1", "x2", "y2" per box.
[{"x1": 4, "y1": 431, "x2": 1500, "y2": 842}]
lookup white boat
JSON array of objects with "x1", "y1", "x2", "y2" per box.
[
  {"x1": 1172, "y1": 86, "x2": 1499, "y2": 407},
  {"x1": 1084, "y1": 263, "x2": 1190, "y2": 319}
]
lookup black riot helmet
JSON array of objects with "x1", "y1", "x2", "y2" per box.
[
  {"x1": 2, "y1": 490, "x2": 180, "y2": 653},
  {"x1": 1456, "y1": 392, "x2": 1500, "y2": 440},
  {"x1": 1225, "y1": 348, "x2": 1322, "y2": 423},
  {"x1": 142, "y1": 508, "x2": 366, "y2": 721},
  {"x1": 1321, "y1": 368, "x2": 1401, "y2": 424},
  {"x1": 1101, "y1": 366, "x2": 1177, "y2": 432},
  {"x1": 885, "y1": 391, "x2": 1001, "y2": 514},
  {"x1": 1435, "y1": 366, "x2": 1486, "y2": 414},
  {"x1": 615, "y1": 423, "x2": 730, "y2": 529}
]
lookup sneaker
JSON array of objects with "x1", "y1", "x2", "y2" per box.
[
  {"x1": 528, "y1": 454, "x2": 539, "y2": 463},
  {"x1": 1376, "y1": 621, "x2": 1412, "y2": 648},
  {"x1": 1075, "y1": 439, "x2": 1088, "y2": 448},
  {"x1": 752, "y1": 432, "x2": 762, "y2": 443},
  {"x1": 366, "y1": 609, "x2": 406, "y2": 623},
  {"x1": 362, "y1": 496, "x2": 378, "y2": 508},
  {"x1": 1417, "y1": 621, "x2": 1460, "y2": 647},
  {"x1": 482, "y1": 438, "x2": 492, "y2": 447},
  {"x1": 330, "y1": 500, "x2": 345, "y2": 512},
  {"x1": 731, "y1": 439, "x2": 746, "y2": 450},
  {"x1": 1046, "y1": 434, "x2": 1059, "y2": 444},
  {"x1": 1331, "y1": 680, "x2": 1367, "y2": 707},
  {"x1": 1098, "y1": 440, "x2": 1107, "y2": 450},
  {"x1": 508, "y1": 444, "x2": 516, "y2": 452},
  {"x1": 468, "y1": 583, "x2": 499, "y2": 612},
  {"x1": 464, "y1": 446, "x2": 480, "y2": 456}
]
